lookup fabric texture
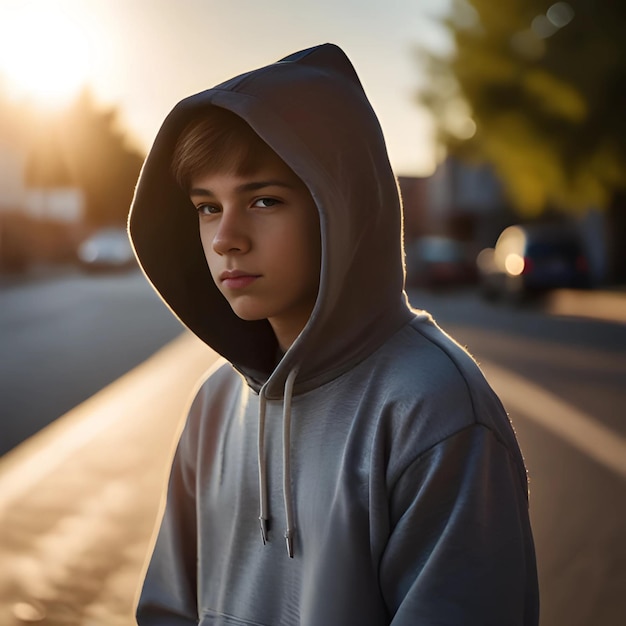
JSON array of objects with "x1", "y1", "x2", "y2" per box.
[{"x1": 129, "y1": 43, "x2": 539, "y2": 625}]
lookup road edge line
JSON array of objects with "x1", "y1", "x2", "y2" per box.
[
  {"x1": 0, "y1": 333, "x2": 217, "y2": 510},
  {"x1": 480, "y1": 359, "x2": 626, "y2": 480}
]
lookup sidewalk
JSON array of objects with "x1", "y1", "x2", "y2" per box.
[
  {"x1": 544, "y1": 287, "x2": 626, "y2": 325},
  {"x1": 0, "y1": 333, "x2": 218, "y2": 626}
]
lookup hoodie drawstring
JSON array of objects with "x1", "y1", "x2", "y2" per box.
[
  {"x1": 257, "y1": 383, "x2": 269, "y2": 545},
  {"x1": 282, "y1": 368, "x2": 298, "y2": 558},
  {"x1": 257, "y1": 368, "x2": 299, "y2": 558}
]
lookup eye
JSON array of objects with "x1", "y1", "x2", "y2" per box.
[
  {"x1": 196, "y1": 203, "x2": 220, "y2": 216},
  {"x1": 252, "y1": 197, "x2": 280, "y2": 208}
]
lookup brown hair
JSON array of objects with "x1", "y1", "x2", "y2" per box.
[{"x1": 171, "y1": 107, "x2": 276, "y2": 190}]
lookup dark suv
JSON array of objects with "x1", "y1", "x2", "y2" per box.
[{"x1": 477, "y1": 224, "x2": 590, "y2": 301}]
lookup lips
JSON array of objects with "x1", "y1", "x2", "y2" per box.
[{"x1": 220, "y1": 270, "x2": 260, "y2": 290}]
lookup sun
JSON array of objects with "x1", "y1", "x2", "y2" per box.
[{"x1": 0, "y1": 2, "x2": 92, "y2": 108}]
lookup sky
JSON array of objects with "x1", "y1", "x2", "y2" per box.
[{"x1": 0, "y1": 0, "x2": 453, "y2": 176}]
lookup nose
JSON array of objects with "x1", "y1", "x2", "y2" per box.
[{"x1": 211, "y1": 209, "x2": 251, "y2": 255}]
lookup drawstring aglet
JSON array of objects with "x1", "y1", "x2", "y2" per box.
[
  {"x1": 284, "y1": 529, "x2": 295, "y2": 558},
  {"x1": 259, "y1": 517, "x2": 268, "y2": 544}
]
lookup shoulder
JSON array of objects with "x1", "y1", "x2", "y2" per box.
[
  {"x1": 390, "y1": 314, "x2": 482, "y2": 380},
  {"x1": 366, "y1": 315, "x2": 487, "y2": 416},
  {"x1": 194, "y1": 359, "x2": 250, "y2": 411},
  {"x1": 195, "y1": 358, "x2": 246, "y2": 399},
  {"x1": 360, "y1": 314, "x2": 521, "y2": 465},
  {"x1": 183, "y1": 359, "x2": 248, "y2": 436}
]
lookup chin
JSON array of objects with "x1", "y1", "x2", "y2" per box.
[
  {"x1": 229, "y1": 305, "x2": 268, "y2": 322},
  {"x1": 235, "y1": 313, "x2": 266, "y2": 322},
  {"x1": 220, "y1": 292, "x2": 266, "y2": 322}
]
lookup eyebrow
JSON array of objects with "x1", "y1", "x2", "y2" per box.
[{"x1": 189, "y1": 180, "x2": 295, "y2": 197}]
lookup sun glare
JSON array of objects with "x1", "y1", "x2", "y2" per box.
[{"x1": 0, "y1": 3, "x2": 91, "y2": 108}]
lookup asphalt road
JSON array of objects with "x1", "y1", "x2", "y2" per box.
[
  {"x1": 0, "y1": 267, "x2": 183, "y2": 455},
  {"x1": 1, "y1": 269, "x2": 625, "y2": 625}
]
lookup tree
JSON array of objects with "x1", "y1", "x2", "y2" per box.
[
  {"x1": 26, "y1": 89, "x2": 145, "y2": 225},
  {"x1": 418, "y1": 0, "x2": 626, "y2": 217}
]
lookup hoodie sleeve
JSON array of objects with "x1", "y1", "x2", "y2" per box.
[
  {"x1": 136, "y1": 406, "x2": 200, "y2": 624},
  {"x1": 380, "y1": 423, "x2": 539, "y2": 626}
]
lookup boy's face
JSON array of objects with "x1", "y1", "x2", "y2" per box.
[{"x1": 189, "y1": 154, "x2": 321, "y2": 351}]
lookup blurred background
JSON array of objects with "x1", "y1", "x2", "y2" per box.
[{"x1": 1, "y1": 1, "x2": 625, "y2": 625}]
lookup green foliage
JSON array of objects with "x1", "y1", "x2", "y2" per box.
[{"x1": 417, "y1": 0, "x2": 626, "y2": 215}]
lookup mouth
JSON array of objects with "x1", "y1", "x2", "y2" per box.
[{"x1": 220, "y1": 270, "x2": 261, "y2": 290}]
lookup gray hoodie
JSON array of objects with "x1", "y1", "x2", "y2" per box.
[{"x1": 129, "y1": 43, "x2": 539, "y2": 625}]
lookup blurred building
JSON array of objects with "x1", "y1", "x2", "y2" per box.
[
  {"x1": 0, "y1": 121, "x2": 85, "y2": 271},
  {"x1": 0, "y1": 139, "x2": 26, "y2": 211},
  {"x1": 424, "y1": 156, "x2": 618, "y2": 286},
  {"x1": 427, "y1": 157, "x2": 515, "y2": 248},
  {"x1": 399, "y1": 159, "x2": 513, "y2": 249},
  {"x1": 398, "y1": 175, "x2": 430, "y2": 243}
]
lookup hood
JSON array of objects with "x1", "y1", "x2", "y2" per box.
[{"x1": 129, "y1": 43, "x2": 412, "y2": 399}]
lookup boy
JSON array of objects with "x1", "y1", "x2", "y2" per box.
[{"x1": 129, "y1": 44, "x2": 539, "y2": 625}]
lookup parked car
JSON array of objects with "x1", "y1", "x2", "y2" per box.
[
  {"x1": 477, "y1": 224, "x2": 590, "y2": 301},
  {"x1": 76, "y1": 227, "x2": 136, "y2": 272},
  {"x1": 405, "y1": 235, "x2": 478, "y2": 289}
]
